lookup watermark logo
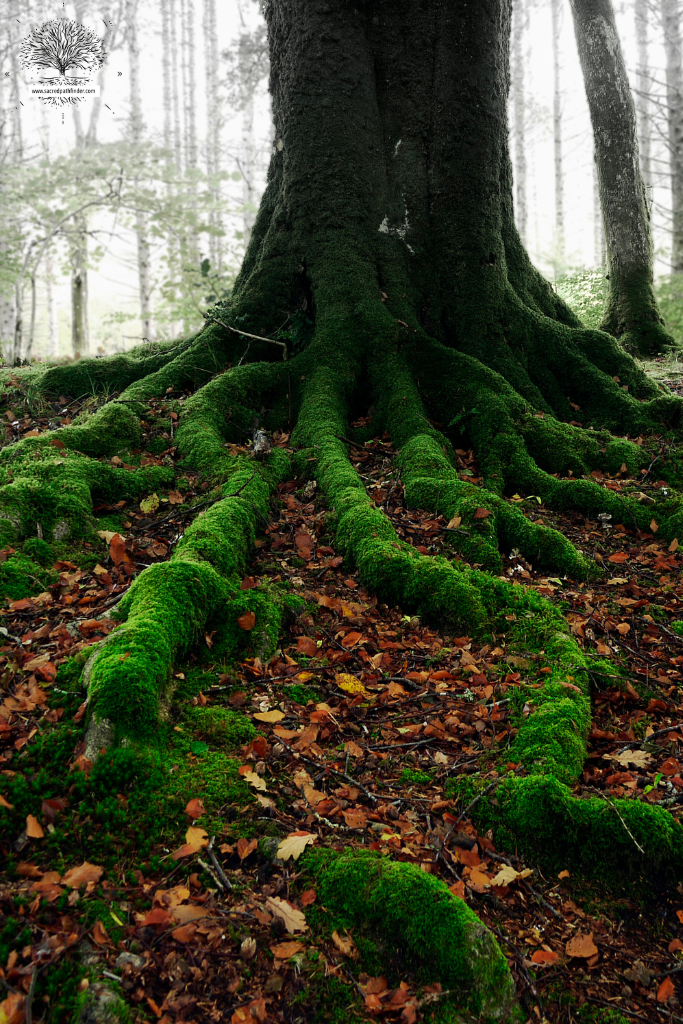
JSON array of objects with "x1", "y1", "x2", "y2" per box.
[{"x1": 20, "y1": 17, "x2": 105, "y2": 106}]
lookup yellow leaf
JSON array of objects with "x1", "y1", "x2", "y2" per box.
[
  {"x1": 243, "y1": 770, "x2": 267, "y2": 792},
  {"x1": 26, "y1": 815, "x2": 44, "y2": 839},
  {"x1": 335, "y1": 673, "x2": 371, "y2": 699},
  {"x1": 650, "y1": 518, "x2": 659, "y2": 533},
  {"x1": 253, "y1": 710, "x2": 285, "y2": 723},
  {"x1": 446, "y1": 516, "x2": 461, "y2": 530},
  {"x1": 140, "y1": 493, "x2": 160, "y2": 514},
  {"x1": 97, "y1": 530, "x2": 117, "y2": 544},
  {"x1": 265, "y1": 896, "x2": 308, "y2": 934},
  {"x1": 185, "y1": 826, "x2": 209, "y2": 851}
]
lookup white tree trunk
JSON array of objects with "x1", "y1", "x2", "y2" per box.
[
  {"x1": 511, "y1": 0, "x2": 528, "y2": 246},
  {"x1": 551, "y1": 0, "x2": 565, "y2": 272},
  {"x1": 169, "y1": 0, "x2": 183, "y2": 166},
  {"x1": 126, "y1": 0, "x2": 155, "y2": 341},
  {"x1": 46, "y1": 246, "x2": 58, "y2": 359},
  {"x1": 182, "y1": 0, "x2": 198, "y2": 170},
  {"x1": 634, "y1": 0, "x2": 653, "y2": 192},
  {"x1": 161, "y1": 0, "x2": 173, "y2": 152},
  {"x1": 661, "y1": 0, "x2": 683, "y2": 274},
  {"x1": 203, "y1": 0, "x2": 223, "y2": 273},
  {"x1": 241, "y1": 90, "x2": 256, "y2": 248}
]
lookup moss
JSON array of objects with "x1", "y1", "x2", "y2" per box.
[
  {"x1": 307, "y1": 850, "x2": 520, "y2": 1022},
  {"x1": 182, "y1": 705, "x2": 256, "y2": 747},
  {"x1": 472, "y1": 774, "x2": 683, "y2": 890},
  {"x1": 0, "y1": 550, "x2": 56, "y2": 599}
]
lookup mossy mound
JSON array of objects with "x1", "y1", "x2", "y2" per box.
[{"x1": 308, "y1": 850, "x2": 521, "y2": 1022}]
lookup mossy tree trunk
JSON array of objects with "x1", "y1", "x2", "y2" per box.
[{"x1": 569, "y1": 0, "x2": 674, "y2": 355}]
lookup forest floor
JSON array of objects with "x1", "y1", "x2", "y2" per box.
[{"x1": 3, "y1": 360, "x2": 683, "y2": 1023}]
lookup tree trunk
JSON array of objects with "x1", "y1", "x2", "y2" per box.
[
  {"x1": 634, "y1": 0, "x2": 653, "y2": 192},
  {"x1": 569, "y1": 0, "x2": 673, "y2": 354},
  {"x1": 182, "y1": 0, "x2": 198, "y2": 171},
  {"x1": 661, "y1": 0, "x2": 683, "y2": 275},
  {"x1": 551, "y1": 0, "x2": 565, "y2": 272},
  {"x1": 70, "y1": 221, "x2": 89, "y2": 359},
  {"x1": 593, "y1": 147, "x2": 605, "y2": 267},
  {"x1": 169, "y1": 0, "x2": 183, "y2": 167},
  {"x1": 45, "y1": 245, "x2": 58, "y2": 359},
  {"x1": 510, "y1": 0, "x2": 528, "y2": 247},
  {"x1": 203, "y1": 0, "x2": 223, "y2": 273},
  {"x1": 127, "y1": 0, "x2": 155, "y2": 341},
  {"x1": 162, "y1": 0, "x2": 173, "y2": 153}
]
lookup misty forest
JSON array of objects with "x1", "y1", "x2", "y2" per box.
[{"x1": 6, "y1": 0, "x2": 683, "y2": 1022}]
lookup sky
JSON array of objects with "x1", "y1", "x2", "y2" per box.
[{"x1": 5, "y1": 0, "x2": 676, "y2": 359}]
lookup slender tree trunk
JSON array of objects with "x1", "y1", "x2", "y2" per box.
[
  {"x1": 203, "y1": 0, "x2": 222, "y2": 273},
  {"x1": 661, "y1": 0, "x2": 683, "y2": 275},
  {"x1": 551, "y1": 0, "x2": 565, "y2": 273},
  {"x1": 127, "y1": 0, "x2": 155, "y2": 341},
  {"x1": 182, "y1": 0, "x2": 198, "y2": 171},
  {"x1": 169, "y1": 0, "x2": 183, "y2": 166},
  {"x1": 569, "y1": 0, "x2": 673, "y2": 354},
  {"x1": 70, "y1": 222, "x2": 89, "y2": 359},
  {"x1": 510, "y1": 0, "x2": 528, "y2": 246},
  {"x1": 162, "y1": 0, "x2": 173, "y2": 153},
  {"x1": 46, "y1": 245, "x2": 58, "y2": 359},
  {"x1": 635, "y1": 0, "x2": 653, "y2": 192}
]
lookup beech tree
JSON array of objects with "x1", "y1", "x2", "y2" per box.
[{"x1": 7, "y1": 0, "x2": 683, "y2": 896}]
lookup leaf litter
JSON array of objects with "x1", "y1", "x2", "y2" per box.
[{"x1": 2, "y1": 411, "x2": 683, "y2": 1020}]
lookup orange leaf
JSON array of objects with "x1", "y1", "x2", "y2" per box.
[
  {"x1": 26, "y1": 814, "x2": 44, "y2": 839},
  {"x1": 0, "y1": 794, "x2": 13, "y2": 809},
  {"x1": 669, "y1": 938, "x2": 683, "y2": 954},
  {"x1": 271, "y1": 940, "x2": 303, "y2": 959},
  {"x1": 473, "y1": 507, "x2": 491, "y2": 519},
  {"x1": 141, "y1": 907, "x2": 173, "y2": 928},
  {"x1": 608, "y1": 551, "x2": 628, "y2": 563},
  {"x1": 185, "y1": 798, "x2": 205, "y2": 819},
  {"x1": 0, "y1": 991, "x2": 25, "y2": 1024},
  {"x1": 92, "y1": 920, "x2": 112, "y2": 946},
  {"x1": 531, "y1": 950, "x2": 559, "y2": 965},
  {"x1": 297, "y1": 636, "x2": 317, "y2": 657},
  {"x1": 650, "y1": 519, "x2": 659, "y2": 533},
  {"x1": 109, "y1": 533, "x2": 126, "y2": 566},
  {"x1": 300, "y1": 888, "x2": 317, "y2": 906},
  {"x1": 237, "y1": 610, "x2": 256, "y2": 631},
  {"x1": 657, "y1": 977, "x2": 675, "y2": 1003},
  {"x1": 16, "y1": 862, "x2": 42, "y2": 878},
  {"x1": 341, "y1": 631, "x2": 363, "y2": 648},
  {"x1": 676, "y1": 909, "x2": 683, "y2": 924}
]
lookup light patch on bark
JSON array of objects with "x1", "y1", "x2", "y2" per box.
[{"x1": 378, "y1": 206, "x2": 414, "y2": 253}]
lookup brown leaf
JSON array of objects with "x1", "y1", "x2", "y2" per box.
[
  {"x1": 171, "y1": 923, "x2": 197, "y2": 942},
  {"x1": 92, "y1": 920, "x2": 112, "y2": 946},
  {"x1": 16, "y1": 862, "x2": 42, "y2": 878},
  {"x1": 171, "y1": 905, "x2": 210, "y2": 925},
  {"x1": 446, "y1": 516, "x2": 461, "y2": 530},
  {"x1": 0, "y1": 991, "x2": 25, "y2": 1024},
  {"x1": 669, "y1": 538, "x2": 679, "y2": 553},
  {"x1": 61, "y1": 862, "x2": 104, "y2": 888},
  {"x1": 332, "y1": 930, "x2": 358, "y2": 959},
  {"x1": 265, "y1": 896, "x2": 308, "y2": 934},
  {"x1": 473, "y1": 507, "x2": 491, "y2": 519},
  {"x1": 237, "y1": 610, "x2": 256, "y2": 631},
  {"x1": 343, "y1": 809, "x2": 367, "y2": 829},
  {"x1": 300, "y1": 888, "x2": 317, "y2": 906},
  {"x1": 141, "y1": 907, "x2": 173, "y2": 928},
  {"x1": 650, "y1": 519, "x2": 659, "y2": 533},
  {"x1": 26, "y1": 814, "x2": 44, "y2": 839},
  {"x1": 565, "y1": 932, "x2": 598, "y2": 958},
  {"x1": 341, "y1": 631, "x2": 363, "y2": 648},
  {"x1": 608, "y1": 551, "x2": 628, "y2": 563},
  {"x1": 657, "y1": 977, "x2": 675, "y2": 1003},
  {"x1": 276, "y1": 832, "x2": 316, "y2": 861},
  {"x1": 185, "y1": 798, "x2": 205, "y2": 819},
  {"x1": 615, "y1": 622, "x2": 630, "y2": 635},
  {"x1": 109, "y1": 533, "x2": 126, "y2": 566},
  {"x1": 237, "y1": 837, "x2": 258, "y2": 861},
  {"x1": 0, "y1": 794, "x2": 13, "y2": 809},
  {"x1": 297, "y1": 636, "x2": 317, "y2": 657},
  {"x1": 167, "y1": 490, "x2": 183, "y2": 504},
  {"x1": 253, "y1": 709, "x2": 285, "y2": 723},
  {"x1": 271, "y1": 940, "x2": 303, "y2": 959}
]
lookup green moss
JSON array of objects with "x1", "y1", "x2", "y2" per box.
[
  {"x1": 182, "y1": 705, "x2": 256, "y2": 747},
  {"x1": 0, "y1": 549, "x2": 56, "y2": 599},
  {"x1": 307, "y1": 850, "x2": 520, "y2": 1022},
  {"x1": 399, "y1": 768, "x2": 432, "y2": 786}
]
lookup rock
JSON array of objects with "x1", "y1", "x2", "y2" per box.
[
  {"x1": 115, "y1": 952, "x2": 145, "y2": 972},
  {"x1": 52, "y1": 519, "x2": 71, "y2": 542},
  {"x1": 240, "y1": 937, "x2": 257, "y2": 959},
  {"x1": 76, "y1": 983, "x2": 128, "y2": 1024}
]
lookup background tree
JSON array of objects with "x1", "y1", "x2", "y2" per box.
[
  {"x1": 569, "y1": 0, "x2": 673, "y2": 353},
  {"x1": 661, "y1": 0, "x2": 683, "y2": 275},
  {"x1": 510, "y1": 0, "x2": 529, "y2": 246}
]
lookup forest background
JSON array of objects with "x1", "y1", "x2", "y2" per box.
[{"x1": 2, "y1": 0, "x2": 683, "y2": 367}]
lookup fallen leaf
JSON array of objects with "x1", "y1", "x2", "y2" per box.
[
  {"x1": 140, "y1": 493, "x2": 160, "y2": 514},
  {"x1": 650, "y1": 518, "x2": 659, "y2": 533},
  {"x1": 300, "y1": 888, "x2": 316, "y2": 906},
  {"x1": 608, "y1": 551, "x2": 628, "y2": 563},
  {"x1": 531, "y1": 950, "x2": 559, "y2": 965},
  {"x1": 565, "y1": 932, "x2": 598, "y2": 958},
  {"x1": 265, "y1": 896, "x2": 308, "y2": 934},
  {"x1": 243, "y1": 770, "x2": 267, "y2": 792},
  {"x1": 276, "y1": 832, "x2": 317, "y2": 861},
  {"x1": 271, "y1": 940, "x2": 303, "y2": 959},
  {"x1": 343, "y1": 809, "x2": 367, "y2": 829},
  {"x1": 16, "y1": 862, "x2": 42, "y2": 878},
  {"x1": 61, "y1": 862, "x2": 104, "y2": 888},
  {"x1": 185, "y1": 798, "x2": 205, "y2": 819},
  {"x1": 446, "y1": 516, "x2": 461, "y2": 530},
  {"x1": 0, "y1": 991, "x2": 25, "y2": 1024},
  {"x1": 237, "y1": 610, "x2": 256, "y2": 631},
  {"x1": 332, "y1": 930, "x2": 358, "y2": 958},
  {"x1": 0, "y1": 794, "x2": 13, "y2": 809},
  {"x1": 237, "y1": 837, "x2": 258, "y2": 860},
  {"x1": 341, "y1": 631, "x2": 363, "y2": 648},
  {"x1": 473, "y1": 507, "x2": 491, "y2": 519},
  {"x1": 26, "y1": 815, "x2": 44, "y2": 839},
  {"x1": 109, "y1": 533, "x2": 126, "y2": 566},
  {"x1": 488, "y1": 864, "x2": 533, "y2": 887},
  {"x1": 171, "y1": 905, "x2": 211, "y2": 925},
  {"x1": 335, "y1": 673, "x2": 371, "y2": 698},
  {"x1": 670, "y1": 538, "x2": 679, "y2": 553},
  {"x1": 253, "y1": 709, "x2": 285, "y2": 723},
  {"x1": 297, "y1": 636, "x2": 317, "y2": 657},
  {"x1": 604, "y1": 749, "x2": 653, "y2": 769},
  {"x1": 657, "y1": 977, "x2": 675, "y2": 1003},
  {"x1": 92, "y1": 920, "x2": 112, "y2": 946}
]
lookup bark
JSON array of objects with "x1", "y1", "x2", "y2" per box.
[
  {"x1": 551, "y1": 0, "x2": 565, "y2": 271},
  {"x1": 127, "y1": 0, "x2": 154, "y2": 341},
  {"x1": 70, "y1": 221, "x2": 89, "y2": 359},
  {"x1": 182, "y1": 0, "x2": 198, "y2": 171},
  {"x1": 45, "y1": 245, "x2": 58, "y2": 359},
  {"x1": 569, "y1": 0, "x2": 673, "y2": 355},
  {"x1": 593, "y1": 147, "x2": 605, "y2": 267},
  {"x1": 634, "y1": 0, "x2": 653, "y2": 191},
  {"x1": 661, "y1": 0, "x2": 683, "y2": 275},
  {"x1": 169, "y1": 0, "x2": 182, "y2": 167},
  {"x1": 510, "y1": 0, "x2": 528, "y2": 246},
  {"x1": 203, "y1": 0, "x2": 223, "y2": 272},
  {"x1": 161, "y1": 0, "x2": 173, "y2": 153}
]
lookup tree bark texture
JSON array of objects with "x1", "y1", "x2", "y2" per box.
[
  {"x1": 551, "y1": 0, "x2": 565, "y2": 271},
  {"x1": 661, "y1": 0, "x2": 683, "y2": 275},
  {"x1": 634, "y1": 0, "x2": 653, "y2": 191},
  {"x1": 569, "y1": 0, "x2": 673, "y2": 353},
  {"x1": 127, "y1": 0, "x2": 155, "y2": 341}
]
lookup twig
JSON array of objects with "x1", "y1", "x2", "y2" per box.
[
  {"x1": 207, "y1": 315, "x2": 288, "y2": 360},
  {"x1": 276, "y1": 736, "x2": 378, "y2": 803},
  {"x1": 489, "y1": 924, "x2": 543, "y2": 1016},
  {"x1": 25, "y1": 966, "x2": 37, "y2": 1024},
  {"x1": 598, "y1": 790, "x2": 646, "y2": 855},
  {"x1": 614, "y1": 722, "x2": 683, "y2": 750},
  {"x1": 206, "y1": 836, "x2": 233, "y2": 891},
  {"x1": 436, "y1": 780, "x2": 500, "y2": 865}
]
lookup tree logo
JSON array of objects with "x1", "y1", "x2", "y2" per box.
[{"x1": 20, "y1": 18, "x2": 106, "y2": 107}]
